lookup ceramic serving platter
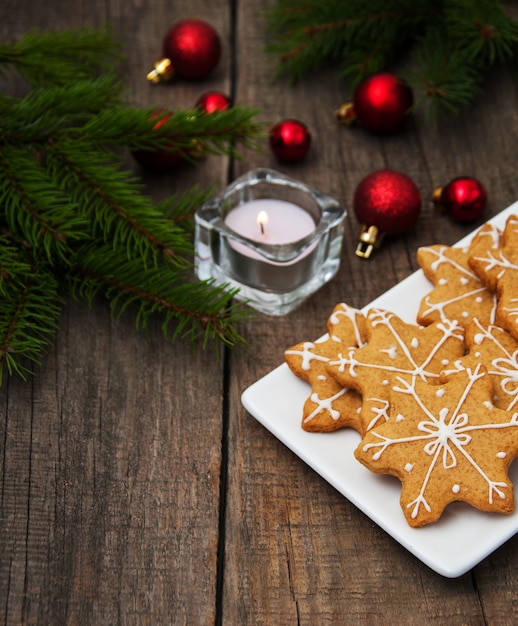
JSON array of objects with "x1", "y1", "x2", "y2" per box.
[{"x1": 241, "y1": 202, "x2": 518, "y2": 578}]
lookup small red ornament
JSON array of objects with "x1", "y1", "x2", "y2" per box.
[
  {"x1": 353, "y1": 169, "x2": 421, "y2": 258},
  {"x1": 147, "y1": 19, "x2": 221, "y2": 83},
  {"x1": 269, "y1": 119, "x2": 311, "y2": 162},
  {"x1": 195, "y1": 91, "x2": 231, "y2": 113},
  {"x1": 132, "y1": 110, "x2": 188, "y2": 172},
  {"x1": 335, "y1": 72, "x2": 413, "y2": 134},
  {"x1": 433, "y1": 176, "x2": 487, "y2": 222}
]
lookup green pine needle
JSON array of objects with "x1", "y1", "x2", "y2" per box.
[
  {"x1": 0, "y1": 26, "x2": 265, "y2": 382},
  {"x1": 265, "y1": 0, "x2": 518, "y2": 116}
]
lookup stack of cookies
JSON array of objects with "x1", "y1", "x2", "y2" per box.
[{"x1": 285, "y1": 214, "x2": 518, "y2": 527}]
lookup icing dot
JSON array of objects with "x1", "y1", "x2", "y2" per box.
[
  {"x1": 411, "y1": 337, "x2": 419, "y2": 348},
  {"x1": 452, "y1": 484, "x2": 460, "y2": 494},
  {"x1": 317, "y1": 375, "x2": 326, "y2": 381},
  {"x1": 497, "y1": 451, "x2": 507, "y2": 459},
  {"x1": 396, "y1": 413, "x2": 405, "y2": 422},
  {"x1": 382, "y1": 379, "x2": 389, "y2": 385},
  {"x1": 460, "y1": 277, "x2": 469, "y2": 285},
  {"x1": 484, "y1": 400, "x2": 493, "y2": 409},
  {"x1": 404, "y1": 463, "x2": 414, "y2": 473},
  {"x1": 438, "y1": 278, "x2": 448, "y2": 285},
  {"x1": 436, "y1": 388, "x2": 445, "y2": 398},
  {"x1": 476, "y1": 297, "x2": 483, "y2": 303},
  {"x1": 462, "y1": 311, "x2": 469, "y2": 318},
  {"x1": 442, "y1": 359, "x2": 449, "y2": 365},
  {"x1": 474, "y1": 333, "x2": 484, "y2": 345}
]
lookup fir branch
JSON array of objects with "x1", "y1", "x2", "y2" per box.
[
  {"x1": 0, "y1": 76, "x2": 125, "y2": 145},
  {"x1": 70, "y1": 243, "x2": 252, "y2": 352},
  {"x1": 0, "y1": 25, "x2": 121, "y2": 86},
  {"x1": 265, "y1": 0, "x2": 518, "y2": 115},
  {"x1": 46, "y1": 142, "x2": 193, "y2": 267},
  {"x1": 75, "y1": 105, "x2": 265, "y2": 156},
  {"x1": 0, "y1": 26, "x2": 266, "y2": 383},
  {"x1": 0, "y1": 241, "x2": 62, "y2": 383},
  {"x1": 0, "y1": 145, "x2": 88, "y2": 265},
  {"x1": 403, "y1": 28, "x2": 485, "y2": 117}
]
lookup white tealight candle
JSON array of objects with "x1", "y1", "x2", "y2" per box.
[{"x1": 224, "y1": 199, "x2": 316, "y2": 262}]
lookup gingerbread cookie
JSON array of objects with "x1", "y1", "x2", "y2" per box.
[
  {"x1": 458, "y1": 318, "x2": 518, "y2": 412},
  {"x1": 355, "y1": 362, "x2": 518, "y2": 527},
  {"x1": 469, "y1": 215, "x2": 518, "y2": 339},
  {"x1": 416, "y1": 239, "x2": 497, "y2": 329},
  {"x1": 326, "y1": 308, "x2": 465, "y2": 434},
  {"x1": 284, "y1": 303, "x2": 367, "y2": 433}
]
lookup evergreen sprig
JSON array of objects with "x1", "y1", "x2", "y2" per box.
[
  {"x1": 0, "y1": 27, "x2": 265, "y2": 383},
  {"x1": 265, "y1": 0, "x2": 518, "y2": 116}
]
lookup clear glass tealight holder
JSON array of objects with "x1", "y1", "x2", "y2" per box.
[{"x1": 194, "y1": 168, "x2": 346, "y2": 316}]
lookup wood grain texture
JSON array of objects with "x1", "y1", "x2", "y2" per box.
[{"x1": 3, "y1": 0, "x2": 518, "y2": 624}]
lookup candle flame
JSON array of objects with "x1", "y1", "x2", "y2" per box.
[{"x1": 257, "y1": 210, "x2": 268, "y2": 235}]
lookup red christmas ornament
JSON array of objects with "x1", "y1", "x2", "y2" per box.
[
  {"x1": 353, "y1": 169, "x2": 421, "y2": 258},
  {"x1": 269, "y1": 119, "x2": 311, "y2": 162},
  {"x1": 335, "y1": 72, "x2": 413, "y2": 134},
  {"x1": 132, "y1": 110, "x2": 188, "y2": 172},
  {"x1": 147, "y1": 19, "x2": 221, "y2": 83},
  {"x1": 195, "y1": 91, "x2": 231, "y2": 113},
  {"x1": 433, "y1": 176, "x2": 487, "y2": 222}
]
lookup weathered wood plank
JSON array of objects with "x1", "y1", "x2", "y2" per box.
[
  {"x1": 222, "y1": 0, "x2": 518, "y2": 624},
  {"x1": 0, "y1": 0, "x2": 232, "y2": 623}
]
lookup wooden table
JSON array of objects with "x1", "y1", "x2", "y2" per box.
[{"x1": 3, "y1": 1, "x2": 518, "y2": 623}]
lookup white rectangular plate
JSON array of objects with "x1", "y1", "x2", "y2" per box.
[{"x1": 241, "y1": 201, "x2": 518, "y2": 578}]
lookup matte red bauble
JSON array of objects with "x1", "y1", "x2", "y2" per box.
[
  {"x1": 132, "y1": 110, "x2": 186, "y2": 172},
  {"x1": 336, "y1": 73, "x2": 413, "y2": 134},
  {"x1": 353, "y1": 169, "x2": 421, "y2": 257},
  {"x1": 196, "y1": 91, "x2": 231, "y2": 113},
  {"x1": 147, "y1": 19, "x2": 221, "y2": 83},
  {"x1": 269, "y1": 119, "x2": 311, "y2": 162},
  {"x1": 433, "y1": 176, "x2": 487, "y2": 222}
]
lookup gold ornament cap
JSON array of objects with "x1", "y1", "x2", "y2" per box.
[
  {"x1": 334, "y1": 101, "x2": 357, "y2": 125},
  {"x1": 355, "y1": 224, "x2": 384, "y2": 259},
  {"x1": 432, "y1": 186, "x2": 444, "y2": 211},
  {"x1": 147, "y1": 58, "x2": 175, "y2": 84}
]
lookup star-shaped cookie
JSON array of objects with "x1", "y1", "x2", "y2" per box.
[
  {"x1": 355, "y1": 362, "x2": 518, "y2": 527},
  {"x1": 284, "y1": 303, "x2": 367, "y2": 433},
  {"x1": 326, "y1": 308, "x2": 465, "y2": 433},
  {"x1": 469, "y1": 215, "x2": 518, "y2": 340},
  {"x1": 416, "y1": 235, "x2": 497, "y2": 329}
]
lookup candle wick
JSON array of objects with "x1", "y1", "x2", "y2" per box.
[{"x1": 260, "y1": 222, "x2": 265, "y2": 235}]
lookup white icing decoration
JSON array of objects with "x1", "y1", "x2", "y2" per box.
[
  {"x1": 286, "y1": 342, "x2": 328, "y2": 370},
  {"x1": 405, "y1": 463, "x2": 414, "y2": 473},
  {"x1": 452, "y1": 484, "x2": 460, "y2": 494},
  {"x1": 304, "y1": 388, "x2": 347, "y2": 423},
  {"x1": 411, "y1": 337, "x2": 419, "y2": 348},
  {"x1": 363, "y1": 364, "x2": 514, "y2": 520},
  {"x1": 497, "y1": 451, "x2": 507, "y2": 459},
  {"x1": 436, "y1": 388, "x2": 445, "y2": 398}
]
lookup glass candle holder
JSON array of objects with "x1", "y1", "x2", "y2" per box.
[{"x1": 194, "y1": 168, "x2": 346, "y2": 316}]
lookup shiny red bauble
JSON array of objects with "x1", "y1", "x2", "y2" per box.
[
  {"x1": 352, "y1": 72, "x2": 413, "y2": 133},
  {"x1": 353, "y1": 169, "x2": 421, "y2": 236},
  {"x1": 195, "y1": 91, "x2": 231, "y2": 113},
  {"x1": 269, "y1": 119, "x2": 311, "y2": 161},
  {"x1": 149, "y1": 19, "x2": 221, "y2": 82},
  {"x1": 433, "y1": 176, "x2": 487, "y2": 222},
  {"x1": 132, "y1": 110, "x2": 186, "y2": 171}
]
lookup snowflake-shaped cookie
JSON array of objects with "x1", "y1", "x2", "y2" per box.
[
  {"x1": 355, "y1": 362, "x2": 518, "y2": 527},
  {"x1": 285, "y1": 303, "x2": 367, "y2": 433},
  {"x1": 326, "y1": 308, "x2": 465, "y2": 433},
  {"x1": 450, "y1": 318, "x2": 518, "y2": 413},
  {"x1": 469, "y1": 215, "x2": 518, "y2": 340},
  {"x1": 416, "y1": 236, "x2": 497, "y2": 329}
]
